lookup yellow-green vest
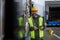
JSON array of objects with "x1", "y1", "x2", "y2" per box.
[
  {"x1": 29, "y1": 16, "x2": 44, "y2": 39},
  {"x1": 18, "y1": 16, "x2": 25, "y2": 38}
]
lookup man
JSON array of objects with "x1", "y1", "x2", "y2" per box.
[
  {"x1": 17, "y1": 15, "x2": 30, "y2": 40},
  {"x1": 29, "y1": 6, "x2": 44, "y2": 40}
]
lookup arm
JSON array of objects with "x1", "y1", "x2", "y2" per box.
[
  {"x1": 29, "y1": 26, "x2": 38, "y2": 31},
  {"x1": 29, "y1": 23, "x2": 34, "y2": 31}
]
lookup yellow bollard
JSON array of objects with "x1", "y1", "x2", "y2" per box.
[{"x1": 47, "y1": 29, "x2": 54, "y2": 36}]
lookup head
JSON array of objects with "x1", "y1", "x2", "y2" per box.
[{"x1": 31, "y1": 6, "x2": 38, "y2": 17}]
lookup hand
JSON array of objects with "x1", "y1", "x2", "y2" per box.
[
  {"x1": 34, "y1": 26, "x2": 38, "y2": 30},
  {"x1": 39, "y1": 27, "x2": 44, "y2": 30}
]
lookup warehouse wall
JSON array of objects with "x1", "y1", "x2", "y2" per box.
[
  {"x1": 0, "y1": 0, "x2": 1, "y2": 37},
  {"x1": 0, "y1": 0, "x2": 3, "y2": 39},
  {"x1": 0, "y1": 0, "x2": 5, "y2": 39}
]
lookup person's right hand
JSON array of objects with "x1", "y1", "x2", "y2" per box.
[{"x1": 34, "y1": 26, "x2": 38, "y2": 30}]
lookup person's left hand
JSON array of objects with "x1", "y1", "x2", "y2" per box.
[{"x1": 39, "y1": 26, "x2": 44, "y2": 30}]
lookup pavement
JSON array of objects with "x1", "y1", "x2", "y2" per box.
[{"x1": 44, "y1": 27, "x2": 60, "y2": 40}]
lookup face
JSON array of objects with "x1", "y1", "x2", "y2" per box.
[
  {"x1": 32, "y1": 11, "x2": 37, "y2": 14},
  {"x1": 32, "y1": 11, "x2": 37, "y2": 17}
]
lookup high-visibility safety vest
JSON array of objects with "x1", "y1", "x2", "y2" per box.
[
  {"x1": 18, "y1": 16, "x2": 25, "y2": 38},
  {"x1": 29, "y1": 16, "x2": 44, "y2": 39}
]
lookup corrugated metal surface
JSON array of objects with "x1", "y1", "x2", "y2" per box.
[
  {"x1": 0, "y1": 0, "x2": 4, "y2": 40},
  {"x1": 0, "y1": 0, "x2": 1, "y2": 37}
]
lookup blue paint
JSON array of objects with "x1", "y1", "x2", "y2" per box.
[{"x1": 48, "y1": 21, "x2": 60, "y2": 25}]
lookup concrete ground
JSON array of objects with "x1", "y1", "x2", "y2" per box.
[
  {"x1": 44, "y1": 27, "x2": 60, "y2": 40},
  {"x1": 0, "y1": 27, "x2": 60, "y2": 40}
]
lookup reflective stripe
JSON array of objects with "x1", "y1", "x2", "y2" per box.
[
  {"x1": 39, "y1": 17, "x2": 43, "y2": 26},
  {"x1": 18, "y1": 17, "x2": 24, "y2": 38},
  {"x1": 29, "y1": 17, "x2": 34, "y2": 27},
  {"x1": 18, "y1": 30, "x2": 24, "y2": 38},
  {"x1": 30, "y1": 30, "x2": 35, "y2": 39},
  {"x1": 18, "y1": 17, "x2": 24, "y2": 26},
  {"x1": 29, "y1": 16, "x2": 35, "y2": 39},
  {"x1": 39, "y1": 29, "x2": 44, "y2": 38},
  {"x1": 39, "y1": 17, "x2": 44, "y2": 38}
]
